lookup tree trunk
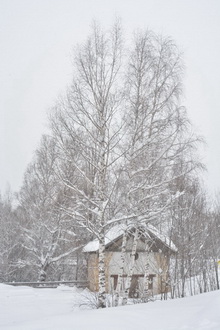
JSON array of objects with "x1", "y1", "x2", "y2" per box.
[
  {"x1": 142, "y1": 242, "x2": 150, "y2": 302},
  {"x1": 122, "y1": 227, "x2": 139, "y2": 305},
  {"x1": 38, "y1": 260, "x2": 49, "y2": 282},
  {"x1": 114, "y1": 230, "x2": 128, "y2": 306},
  {"x1": 98, "y1": 230, "x2": 106, "y2": 308}
]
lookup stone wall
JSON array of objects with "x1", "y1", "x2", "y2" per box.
[{"x1": 87, "y1": 250, "x2": 169, "y2": 295}]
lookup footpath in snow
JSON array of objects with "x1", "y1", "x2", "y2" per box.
[{"x1": 0, "y1": 284, "x2": 220, "y2": 330}]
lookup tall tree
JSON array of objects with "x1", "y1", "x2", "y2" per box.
[
  {"x1": 0, "y1": 191, "x2": 21, "y2": 281},
  {"x1": 18, "y1": 135, "x2": 81, "y2": 281},
  {"x1": 51, "y1": 21, "x2": 125, "y2": 307},
  {"x1": 49, "y1": 23, "x2": 201, "y2": 307},
  {"x1": 122, "y1": 31, "x2": 197, "y2": 223}
]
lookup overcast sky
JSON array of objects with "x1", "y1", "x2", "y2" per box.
[{"x1": 0, "y1": 0, "x2": 220, "y2": 196}]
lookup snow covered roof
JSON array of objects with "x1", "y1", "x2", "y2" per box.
[
  {"x1": 83, "y1": 223, "x2": 127, "y2": 253},
  {"x1": 146, "y1": 224, "x2": 177, "y2": 252},
  {"x1": 83, "y1": 223, "x2": 177, "y2": 253}
]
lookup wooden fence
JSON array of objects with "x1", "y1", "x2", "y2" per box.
[{"x1": 4, "y1": 280, "x2": 88, "y2": 288}]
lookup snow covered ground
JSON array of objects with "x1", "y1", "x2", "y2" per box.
[{"x1": 0, "y1": 283, "x2": 220, "y2": 330}]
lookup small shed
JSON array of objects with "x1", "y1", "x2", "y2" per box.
[{"x1": 83, "y1": 223, "x2": 176, "y2": 297}]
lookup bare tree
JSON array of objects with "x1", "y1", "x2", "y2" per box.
[
  {"x1": 0, "y1": 190, "x2": 22, "y2": 281},
  {"x1": 121, "y1": 31, "x2": 198, "y2": 222},
  {"x1": 17, "y1": 135, "x2": 82, "y2": 281},
  {"x1": 49, "y1": 23, "x2": 202, "y2": 307},
  {"x1": 168, "y1": 172, "x2": 210, "y2": 298},
  {"x1": 50, "y1": 21, "x2": 125, "y2": 307}
]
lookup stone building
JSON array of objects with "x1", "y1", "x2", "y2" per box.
[{"x1": 83, "y1": 223, "x2": 176, "y2": 297}]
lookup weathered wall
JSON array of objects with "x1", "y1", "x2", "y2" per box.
[
  {"x1": 87, "y1": 250, "x2": 169, "y2": 295},
  {"x1": 87, "y1": 251, "x2": 113, "y2": 292},
  {"x1": 87, "y1": 253, "x2": 99, "y2": 292}
]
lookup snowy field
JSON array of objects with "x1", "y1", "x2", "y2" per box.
[{"x1": 1, "y1": 284, "x2": 220, "y2": 330}]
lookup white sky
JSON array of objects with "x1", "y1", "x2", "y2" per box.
[{"x1": 0, "y1": 0, "x2": 220, "y2": 195}]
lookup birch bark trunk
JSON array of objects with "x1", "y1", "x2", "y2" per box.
[
  {"x1": 122, "y1": 227, "x2": 139, "y2": 305},
  {"x1": 142, "y1": 242, "x2": 150, "y2": 302},
  {"x1": 98, "y1": 229, "x2": 106, "y2": 308},
  {"x1": 114, "y1": 230, "x2": 128, "y2": 306}
]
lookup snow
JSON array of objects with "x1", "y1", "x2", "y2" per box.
[
  {"x1": 83, "y1": 223, "x2": 127, "y2": 252},
  {"x1": 1, "y1": 284, "x2": 220, "y2": 329},
  {"x1": 146, "y1": 223, "x2": 177, "y2": 252},
  {"x1": 83, "y1": 222, "x2": 177, "y2": 253}
]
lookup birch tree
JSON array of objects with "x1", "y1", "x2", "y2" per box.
[
  {"x1": 50, "y1": 21, "x2": 125, "y2": 308},
  {"x1": 122, "y1": 227, "x2": 139, "y2": 305},
  {"x1": 168, "y1": 174, "x2": 209, "y2": 297},
  {"x1": 113, "y1": 32, "x2": 200, "y2": 304},
  {"x1": 0, "y1": 192, "x2": 21, "y2": 281},
  {"x1": 18, "y1": 135, "x2": 82, "y2": 281},
  {"x1": 204, "y1": 195, "x2": 220, "y2": 291},
  {"x1": 121, "y1": 31, "x2": 197, "y2": 224},
  {"x1": 49, "y1": 23, "x2": 202, "y2": 307}
]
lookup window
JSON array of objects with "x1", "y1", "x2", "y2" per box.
[{"x1": 110, "y1": 275, "x2": 118, "y2": 290}]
